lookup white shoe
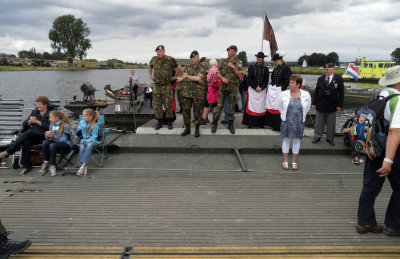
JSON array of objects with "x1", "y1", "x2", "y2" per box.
[
  {"x1": 49, "y1": 165, "x2": 57, "y2": 176},
  {"x1": 39, "y1": 162, "x2": 49, "y2": 174},
  {"x1": 76, "y1": 164, "x2": 87, "y2": 177}
]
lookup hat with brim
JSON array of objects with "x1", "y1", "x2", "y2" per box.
[
  {"x1": 155, "y1": 45, "x2": 165, "y2": 51},
  {"x1": 379, "y1": 65, "x2": 400, "y2": 86},
  {"x1": 324, "y1": 63, "x2": 335, "y2": 69},
  {"x1": 227, "y1": 45, "x2": 237, "y2": 51},
  {"x1": 271, "y1": 50, "x2": 286, "y2": 61},
  {"x1": 255, "y1": 52, "x2": 267, "y2": 58}
]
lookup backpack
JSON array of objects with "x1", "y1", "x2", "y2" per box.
[{"x1": 352, "y1": 91, "x2": 400, "y2": 160}]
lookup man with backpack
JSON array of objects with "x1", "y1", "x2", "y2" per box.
[{"x1": 356, "y1": 65, "x2": 400, "y2": 236}]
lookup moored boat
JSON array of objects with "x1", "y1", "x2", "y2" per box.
[{"x1": 343, "y1": 59, "x2": 395, "y2": 82}]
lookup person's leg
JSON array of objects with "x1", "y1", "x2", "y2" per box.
[
  {"x1": 0, "y1": 219, "x2": 7, "y2": 239},
  {"x1": 41, "y1": 140, "x2": 51, "y2": 162},
  {"x1": 193, "y1": 97, "x2": 203, "y2": 125},
  {"x1": 0, "y1": 218, "x2": 31, "y2": 256},
  {"x1": 384, "y1": 156, "x2": 400, "y2": 230},
  {"x1": 78, "y1": 143, "x2": 86, "y2": 166},
  {"x1": 282, "y1": 138, "x2": 290, "y2": 169},
  {"x1": 292, "y1": 138, "x2": 301, "y2": 169},
  {"x1": 241, "y1": 89, "x2": 247, "y2": 112},
  {"x1": 212, "y1": 91, "x2": 225, "y2": 122},
  {"x1": 48, "y1": 142, "x2": 58, "y2": 165},
  {"x1": 181, "y1": 97, "x2": 192, "y2": 126},
  {"x1": 326, "y1": 111, "x2": 337, "y2": 142},
  {"x1": 80, "y1": 142, "x2": 96, "y2": 164},
  {"x1": 163, "y1": 85, "x2": 174, "y2": 119},
  {"x1": 152, "y1": 85, "x2": 162, "y2": 119},
  {"x1": 357, "y1": 158, "x2": 385, "y2": 226},
  {"x1": 5, "y1": 131, "x2": 32, "y2": 155},
  {"x1": 223, "y1": 95, "x2": 229, "y2": 122},
  {"x1": 228, "y1": 91, "x2": 236, "y2": 121},
  {"x1": 313, "y1": 111, "x2": 325, "y2": 140}
]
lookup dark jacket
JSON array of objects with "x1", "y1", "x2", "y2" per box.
[
  {"x1": 239, "y1": 74, "x2": 248, "y2": 92},
  {"x1": 312, "y1": 74, "x2": 344, "y2": 113},
  {"x1": 247, "y1": 64, "x2": 269, "y2": 91},
  {"x1": 270, "y1": 63, "x2": 292, "y2": 91},
  {"x1": 22, "y1": 108, "x2": 51, "y2": 134}
]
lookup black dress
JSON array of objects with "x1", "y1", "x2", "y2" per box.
[{"x1": 265, "y1": 63, "x2": 292, "y2": 130}]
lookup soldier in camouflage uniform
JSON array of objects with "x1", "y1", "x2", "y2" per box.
[
  {"x1": 211, "y1": 45, "x2": 244, "y2": 134},
  {"x1": 177, "y1": 51, "x2": 206, "y2": 137},
  {"x1": 148, "y1": 45, "x2": 179, "y2": 130}
]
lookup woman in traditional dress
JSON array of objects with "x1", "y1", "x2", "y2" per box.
[
  {"x1": 265, "y1": 51, "x2": 292, "y2": 130},
  {"x1": 242, "y1": 52, "x2": 269, "y2": 128}
]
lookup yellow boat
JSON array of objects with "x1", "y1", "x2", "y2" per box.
[{"x1": 343, "y1": 59, "x2": 395, "y2": 82}]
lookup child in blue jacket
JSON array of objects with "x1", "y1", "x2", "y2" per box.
[{"x1": 72, "y1": 109, "x2": 100, "y2": 176}]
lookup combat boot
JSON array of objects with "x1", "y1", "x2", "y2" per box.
[
  {"x1": 0, "y1": 238, "x2": 32, "y2": 258},
  {"x1": 228, "y1": 120, "x2": 235, "y2": 134},
  {"x1": 211, "y1": 120, "x2": 218, "y2": 133},
  {"x1": 181, "y1": 124, "x2": 191, "y2": 136},
  {"x1": 194, "y1": 124, "x2": 200, "y2": 137},
  {"x1": 167, "y1": 119, "x2": 173, "y2": 130},
  {"x1": 154, "y1": 119, "x2": 162, "y2": 130}
]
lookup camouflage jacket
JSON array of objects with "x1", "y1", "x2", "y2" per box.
[
  {"x1": 218, "y1": 56, "x2": 244, "y2": 91},
  {"x1": 181, "y1": 63, "x2": 206, "y2": 98},
  {"x1": 149, "y1": 55, "x2": 178, "y2": 85}
]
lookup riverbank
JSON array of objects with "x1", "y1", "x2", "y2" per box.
[
  {"x1": 291, "y1": 66, "x2": 346, "y2": 75},
  {"x1": 0, "y1": 64, "x2": 146, "y2": 71}
]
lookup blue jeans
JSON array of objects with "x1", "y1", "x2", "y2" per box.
[
  {"x1": 357, "y1": 149, "x2": 400, "y2": 228},
  {"x1": 79, "y1": 142, "x2": 97, "y2": 165},
  {"x1": 42, "y1": 140, "x2": 71, "y2": 165},
  {"x1": 223, "y1": 96, "x2": 229, "y2": 122}
]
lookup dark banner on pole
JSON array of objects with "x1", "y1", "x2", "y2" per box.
[{"x1": 263, "y1": 13, "x2": 278, "y2": 57}]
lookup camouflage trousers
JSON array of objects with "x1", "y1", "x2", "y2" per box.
[
  {"x1": 181, "y1": 96, "x2": 203, "y2": 125},
  {"x1": 153, "y1": 84, "x2": 174, "y2": 119},
  {"x1": 213, "y1": 90, "x2": 237, "y2": 121},
  {"x1": 0, "y1": 219, "x2": 7, "y2": 238}
]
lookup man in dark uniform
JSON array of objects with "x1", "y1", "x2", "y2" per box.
[
  {"x1": 178, "y1": 51, "x2": 206, "y2": 137},
  {"x1": 211, "y1": 45, "x2": 244, "y2": 134},
  {"x1": 0, "y1": 219, "x2": 31, "y2": 257},
  {"x1": 148, "y1": 45, "x2": 179, "y2": 130},
  {"x1": 356, "y1": 65, "x2": 400, "y2": 236},
  {"x1": 311, "y1": 63, "x2": 344, "y2": 146}
]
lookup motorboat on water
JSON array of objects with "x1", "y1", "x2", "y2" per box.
[{"x1": 342, "y1": 59, "x2": 395, "y2": 82}]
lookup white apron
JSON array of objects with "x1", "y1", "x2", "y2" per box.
[
  {"x1": 265, "y1": 84, "x2": 281, "y2": 110},
  {"x1": 247, "y1": 86, "x2": 267, "y2": 114}
]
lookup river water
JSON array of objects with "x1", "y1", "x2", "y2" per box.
[{"x1": 0, "y1": 69, "x2": 383, "y2": 131}]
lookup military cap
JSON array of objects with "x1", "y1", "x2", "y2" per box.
[
  {"x1": 155, "y1": 45, "x2": 165, "y2": 51},
  {"x1": 200, "y1": 57, "x2": 206, "y2": 62},
  {"x1": 324, "y1": 63, "x2": 335, "y2": 68},
  {"x1": 190, "y1": 50, "x2": 199, "y2": 58},
  {"x1": 227, "y1": 45, "x2": 238, "y2": 51}
]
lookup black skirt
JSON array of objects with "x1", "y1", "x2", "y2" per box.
[
  {"x1": 242, "y1": 112, "x2": 265, "y2": 128},
  {"x1": 265, "y1": 111, "x2": 281, "y2": 130}
]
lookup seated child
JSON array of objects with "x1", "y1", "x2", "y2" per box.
[
  {"x1": 72, "y1": 109, "x2": 100, "y2": 177},
  {"x1": 341, "y1": 109, "x2": 363, "y2": 165},
  {"x1": 39, "y1": 111, "x2": 74, "y2": 176}
]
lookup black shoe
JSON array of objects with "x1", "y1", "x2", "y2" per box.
[
  {"x1": 228, "y1": 120, "x2": 235, "y2": 134},
  {"x1": 167, "y1": 119, "x2": 173, "y2": 130},
  {"x1": 194, "y1": 125, "x2": 200, "y2": 138},
  {"x1": 220, "y1": 120, "x2": 229, "y2": 125},
  {"x1": 181, "y1": 124, "x2": 190, "y2": 136},
  {"x1": 312, "y1": 138, "x2": 320, "y2": 144},
  {"x1": 0, "y1": 239, "x2": 32, "y2": 257},
  {"x1": 211, "y1": 120, "x2": 218, "y2": 133},
  {"x1": 154, "y1": 120, "x2": 162, "y2": 130},
  {"x1": 327, "y1": 139, "x2": 335, "y2": 146}
]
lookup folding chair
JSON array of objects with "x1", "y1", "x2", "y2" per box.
[
  {"x1": 0, "y1": 99, "x2": 24, "y2": 169},
  {"x1": 76, "y1": 115, "x2": 109, "y2": 168}
]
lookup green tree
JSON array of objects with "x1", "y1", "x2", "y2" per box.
[
  {"x1": 391, "y1": 48, "x2": 400, "y2": 64},
  {"x1": 49, "y1": 14, "x2": 92, "y2": 65},
  {"x1": 237, "y1": 51, "x2": 248, "y2": 67},
  {"x1": 327, "y1": 52, "x2": 339, "y2": 65}
]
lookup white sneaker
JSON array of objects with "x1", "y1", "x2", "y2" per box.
[
  {"x1": 39, "y1": 162, "x2": 49, "y2": 174},
  {"x1": 76, "y1": 164, "x2": 87, "y2": 177},
  {"x1": 49, "y1": 165, "x2": 57, "y2": 176}
]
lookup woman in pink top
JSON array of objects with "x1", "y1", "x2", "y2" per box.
[{"x1": 201, "y1": 59, "x2": 220, "y2": 124}]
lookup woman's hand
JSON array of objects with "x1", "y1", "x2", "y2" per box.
[{"x1": 45, "y1": 131, "x2": 53, "y2": 139}]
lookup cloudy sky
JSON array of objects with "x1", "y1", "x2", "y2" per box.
[{"x1": 1, "y1": 0, "x2": 399, "y2": 63}]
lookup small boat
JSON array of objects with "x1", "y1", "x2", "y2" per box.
[
  {"x1": 64, "y1": 99, "x2": 115, "y2": 115},
  {"x1": 343, "y1": 59, "x2": 395, "y2": 82},
  {"x1": 104, "y1": 84, "x2": 144, "y2": 101}
]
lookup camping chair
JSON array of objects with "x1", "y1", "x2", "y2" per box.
[
  {"x1": 76, "y1": 115, "x2": 109, "y2": 168},
  {"x1": 0, "y1": 99, "x2": 24, "y2": 169}
]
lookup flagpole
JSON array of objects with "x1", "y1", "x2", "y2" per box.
[{"x1": 261, "y1": 13, "x2": 265, "y2": 51}]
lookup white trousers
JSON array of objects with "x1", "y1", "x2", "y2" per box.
[{"x1": 282, "y1": 138, "x2": 301, "y2": 155}]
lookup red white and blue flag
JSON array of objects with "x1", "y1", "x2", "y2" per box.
[
  {"x1": 345, "y1": 63, "x2": 360, "y2": 81},
  {"x1": 302, "y1": 60, "x2": 311, "y2": 68}
]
